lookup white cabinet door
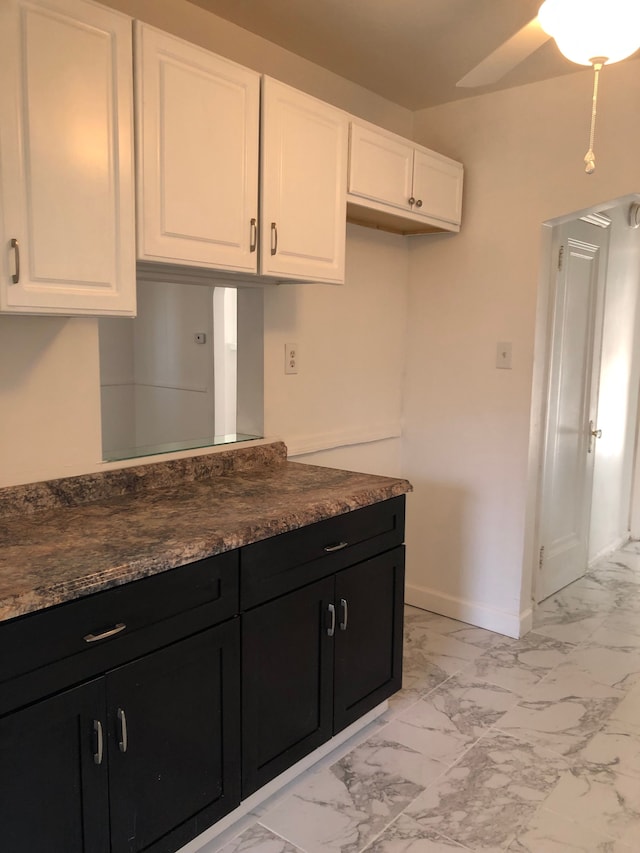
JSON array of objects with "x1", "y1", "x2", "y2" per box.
[
  {"x1": 261, "y1": 77, "x2": 347, "y2": 283},
  {"x1": 412, "y1": 149, "x2": 463, "y2": 226},
  {"x1": 348, "y1": 123, "x2": 413, "y2": 212},
  {"x1": 135, "y1": 24, "x2": 260, "y2": 273},
  {"x1": 0, "y1": 0, "x2": 135, "y2": 315}
]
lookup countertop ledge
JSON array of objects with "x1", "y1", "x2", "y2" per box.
[{"x1": 0, "y1": 443, "x2": 411, "y2": 623}]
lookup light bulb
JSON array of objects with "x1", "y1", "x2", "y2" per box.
[{"x1": 538, "y1": 0, "x2": 640, "y2": 65}]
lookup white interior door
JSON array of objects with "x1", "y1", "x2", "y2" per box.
[{"x1": 537, "y1": 218, "x2": 609, "y2": 602}]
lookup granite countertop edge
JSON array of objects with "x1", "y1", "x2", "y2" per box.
[{"x1": 0, "y1": 444, "x2": 412, "y2": 624}]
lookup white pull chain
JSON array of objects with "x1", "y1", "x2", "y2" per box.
[{"x1": 584, "y1": 59, "x2": 605, "y2": 175}]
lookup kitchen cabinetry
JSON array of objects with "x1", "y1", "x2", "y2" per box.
[
  {"x1": 0, "y1": 0, "x2": 136, "y2": 316},
  {"x1": 136, "y1": 41, "x2": 347, "y2": 285},
  {"x1": 0, "y1": 552, "x2": 241, "y2": 853},
  {"x1": 260, "y1": 77, "x2": 348, "y2": 283},
  {"x1": 241, "y1": 497, "x2": 405, "y2": 796},
  {"x1": 347, "y1": 121, "x2": 463, "y2": 235},
  {"x1": 0, "y1": 495, "x2": 405, "y2": 852},
  {"x1": 135, "y1": 24, "x2": 260, "y2": 274}
]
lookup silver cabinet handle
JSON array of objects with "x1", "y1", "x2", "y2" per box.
[
  {"x1": 324, "y1": 541, "x2": 348, "y2": 553},
  {"x1": 270, "y1": 222, "x2": 278, "y2": 256},
  {"x1": 83, "y1": 623, "x2": 126, "y2": 643},
  {"x1": 10, "y1": 238, "x2": 19, "y2": 284},
  {"x1": 408, "y1": 197, "x2": 415, "y2": 206},
  {"x1": 327, "y1": 603, "x2": 336, "y2": 637},
  {"x1": 117, "y1": 708, "x2": 128, "y2": 753},
  {"x1": 339, "y1": 598, "x2": 348, "y2": 631},
  {"x1": 93, "y1": 720, "x2": 104, "y2": 765},
  {"x1": 250, "y1": 218, "x2": 257, "y2": 253},
  {"x1": 415, "y1": 199, "x2": 423, "y2": 208}
]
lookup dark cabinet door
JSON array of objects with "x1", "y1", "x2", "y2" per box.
[
  {"x1": 107, "y1": 620, "x2": 241, "y2": 853},
  {"x1": 242, "y1": 576, "x2": 334, "y2": 797},
  {"x1": 333, "y1": 547, "x2": 405, "y2": 732},
  {"x1": 0, "y1": 679, "x2": 109, "y2": 853}
]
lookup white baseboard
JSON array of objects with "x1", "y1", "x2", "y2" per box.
[
  {"x1": 588, "y1": 533, "x2": 631, "y2": 568},
  {"x1": 405, "y1": 583, "x2": 531, "y2": 639}
]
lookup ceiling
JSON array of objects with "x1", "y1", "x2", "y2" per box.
[{"x1": 187, "y1": 0, "x2": 583, "y2": 110}]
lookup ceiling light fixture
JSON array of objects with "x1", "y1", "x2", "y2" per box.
[{"x1": 538, "y1": 0, "x2": 640, "y2": 174}]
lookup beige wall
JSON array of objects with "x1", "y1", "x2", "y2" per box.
[
  {"x1": 404, "y1": 58, "x2": 640, "y2": 636},
  {"x1": 0, "y1": 224, "x2": 409, "y2": 486},
  {"x1": 101, "y1": 0, "x2": 413, "y2": 137}
]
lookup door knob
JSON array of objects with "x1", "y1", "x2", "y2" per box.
[{"x1": 588, "y1": 420, "x2": 602, "y2": 453}]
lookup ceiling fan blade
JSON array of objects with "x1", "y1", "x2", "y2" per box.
[{"x1": 456, "y1": 17, "x2": 551, "y2": 88}]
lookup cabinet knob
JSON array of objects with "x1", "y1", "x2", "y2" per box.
[
  {"x1": 270, "y1": 222, "x2": 278, "y2": 256},
  {"x1": 250, "y1": 218, "x2": 257, "y2": 253},
  {"x1": 408, "y1": 197, "x2": 415, "y2": 206},
  {"x1": 415, "y1": 199, "x2": 423, "y2": 208}
]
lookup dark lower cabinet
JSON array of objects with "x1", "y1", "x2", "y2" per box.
[
  {"x1": 108, "y1": 620, "x2": 241, "y2": 853},
  {"x1": 0, "y1": 678, "x2": 109, "y2": 853},
  {"x1": 1, "y1": 496, "x2": 406, "y2": 853},
  {"x1": 0, "y1": 621, "x2": 240, "y2": 853},
  {"x1": 242, "y1": 546, "x2": 405, "y2": 797},
  {"x1": 334, "y1": 549, "x2": 405, "y2": 732},
  {"x1": 242, "y1": 577, "x2": 335, "y2": 796}
]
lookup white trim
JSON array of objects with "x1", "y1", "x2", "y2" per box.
[
  {"x1": 177, "y1": 702, "x2": 388, "y2": 853},
  {"x1": 588, "y1": 533, "x2": 631, "y2": 568},
  {"x1": 286, "y1": 423, "x2": 402, "y2": 457},
  {"x1": 405, "y1": 582, "x2": 530, "y2": 639}
]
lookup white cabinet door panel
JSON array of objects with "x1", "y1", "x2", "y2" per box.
[
  {"x1": 136, "y1": 24, "x2": 259, "y2": 272},
  {"x1": 412, "y1": 150, "x2": 463, "y2": 226},
  {"x1": 261, "y1": 77, "x2": 347, "y2": 283},
  {"x1": 0, "y1": 0, "x2": 135, "y2": 315},
  {"x1": 348, "y1": 124, "x2": 413, "y2": 212}
]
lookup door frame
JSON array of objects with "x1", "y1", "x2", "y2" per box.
[{"x1": 523, "y1": 193, "x2": 640, "y2": 625}]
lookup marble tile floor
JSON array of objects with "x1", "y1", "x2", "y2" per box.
[{"x1": 203, "y1": 543, "x2": 640, "y2": 853}]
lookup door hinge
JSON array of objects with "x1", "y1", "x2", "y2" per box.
[
  {"x1": 538, "y1": 545, "x2": 545, "y2": 570},
  {"x1": 558, "y1": 245, "x2": 564, "y2": 271}
]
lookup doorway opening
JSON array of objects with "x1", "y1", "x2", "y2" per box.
[{"x1": 530, "y1": 194, "x2": 640, "y2": 607}]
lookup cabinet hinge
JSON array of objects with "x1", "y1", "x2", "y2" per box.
[
  {"x1": 558, "y1": 245, "x2": 564, "y2": 271},
  {"x1": 538, "y1": 545, "x2": 545, "y2": 571}
]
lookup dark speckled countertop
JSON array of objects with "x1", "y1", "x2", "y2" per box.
[{"x1": 0, "y1": 442, "x2": 411, "y2": 623}]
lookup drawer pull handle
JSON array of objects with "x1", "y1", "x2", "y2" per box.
[
  {"x1": 324, "y1": 541, "x2": 348, "y2": 553},
  {"x1": 339, "y1": 598, "x2": 348, "y2": 631},
  {"x1": 271, "y1": 221, "x2": 278, "y2": 255},
  {"x1": 117, "y1": 708, "x2": 128, "y2": 753},
  {"x1": 93, "y1": 720, "x2": 104, "y2": 765},
  {"x1": 327, "y1": 603, "x2": 336, "y2": 637},
  {"x1": 83, "y1": 623, "x2": 126, "y2": 643},
  {"x1": 250, "y1": 217, "x2": 257, "y2": 252}
]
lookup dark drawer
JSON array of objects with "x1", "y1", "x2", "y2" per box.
[
  {"x1": 0, "y1": 550, "x2": 239, "y2": 687},
  {"x1": 240, "y1": 496, "x2": 405, "y2": 609}
]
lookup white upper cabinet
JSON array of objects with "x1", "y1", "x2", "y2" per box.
[
  {"x1": 0, "y1": 0, "x2": 135, "y2": 315},
  {"x1": 260, "y1": 77, "x2": 347, "y2": 284},
  {"x1": 347, "y1": 121, "x2": 463, "y2": 235},
  {"x1": 135, "y1": 24, "x2": 260, "y2": 274}
]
